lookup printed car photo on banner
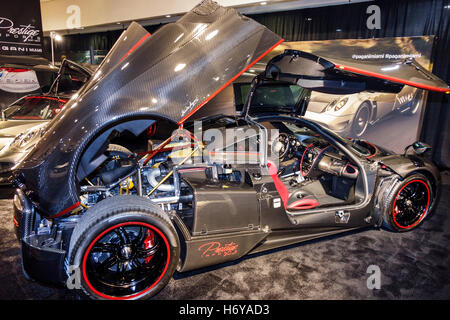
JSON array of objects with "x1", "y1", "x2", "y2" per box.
[{"x1": 275, "y1": 36, "x2": 434, "y2": 154}]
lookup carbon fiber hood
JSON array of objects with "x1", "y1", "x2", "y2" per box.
[{"x1": 15, "y1": 0, "x2": 283, "y2": 216}]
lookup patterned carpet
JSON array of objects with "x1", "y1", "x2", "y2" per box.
[{"x1": 0, "y1": 172, "x2": 449, "y2": 300}]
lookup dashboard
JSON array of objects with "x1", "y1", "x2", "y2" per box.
[{"x1": 273, "y1": 132, "x2": 359, "y2": 179}]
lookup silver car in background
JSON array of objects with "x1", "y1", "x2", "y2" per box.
[
  {"x1": 0, "y1": 60, "x2": 94, "y2": 184},
  {"x1": 305, "y1": 85, "x2": 422, "y2": 137}
]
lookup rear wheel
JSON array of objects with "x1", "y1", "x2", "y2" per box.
[
  {"x1": 351, "y1": 102, "x2": 371, "y2": 137},
  {"x1": 68, "y1": 195, "x2": 180, "y2": 300},
  {"x1": 382, "y1": 174, "x2": 433, "y2": 232}
]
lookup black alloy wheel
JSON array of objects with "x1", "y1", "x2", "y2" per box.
[
  {"x1": 83, "y1": 222, "x2": 169, "y2": 299},
  {"x1": 68, "y1": 195, "x2": 180, "y2": 300},
  {"x1": 392, "y1": 179, "x2": 430, "y2": 229}
]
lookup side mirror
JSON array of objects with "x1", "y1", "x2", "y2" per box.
[{"x1": 404, "y1": 141, "x2": 431, "y2": 155}]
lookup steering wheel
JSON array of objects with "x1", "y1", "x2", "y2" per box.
[
  {"x1": 271, "y1": 132, "x2": 290, "y2": 160},
  {"x1": 300, "y1": 143, "x2": 330, "y2": 178}
]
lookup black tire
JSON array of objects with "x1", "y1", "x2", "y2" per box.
[
  {"x1": 351, "y1": 102, "x2": 371, "y2": 137},
  {"x1": 382, "y1": 173, "x2": 433, "y2": 232},
  {"x1": 20, "y1": 244, "x2": 33, "y2": 281},
  {"x1": 67, "y1": 195, "x2": 180, "y2": 300}
]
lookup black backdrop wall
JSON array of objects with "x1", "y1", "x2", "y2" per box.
[{"x1": 43, "y1": 0, "x2": 450, "y2": 168}]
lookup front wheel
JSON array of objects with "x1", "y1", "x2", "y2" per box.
[
  {"x1": 68, "y1": 195, "x2": 180, "y2": 300},
  {"x1": 351, "y1": 102, "x2": 371, "y2": 137},
  {"x1": 382, "y1": 174, "x2": 433, "y2": 232}
]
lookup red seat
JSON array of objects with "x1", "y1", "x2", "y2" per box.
[{"x1": 267, "y1": 160, "x2": 289, "y2": 208}]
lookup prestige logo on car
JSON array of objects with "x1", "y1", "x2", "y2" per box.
[{"x1": 198, "y1": 241, "x2": 239, "y2": 258}]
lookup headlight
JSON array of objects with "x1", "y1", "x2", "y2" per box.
[
  {"x1": 326, "y1": 97, "x2": 349, "y2": 111},
  {"x1": 10, "y1": 125, "x2": 47, "y2": 149},
  {"x1": 334, "y1": 97, "x2": 349, "y2": 111}
]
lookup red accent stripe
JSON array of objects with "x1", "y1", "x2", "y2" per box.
[
  {"x1": 363, "y1": 140, "x2": 378, "y2": 159},
  {"x1": 334, "y1": 64, "x2": 450, "y2": 93},
  {"x1": 82, "y1": 221, "x2": 171, "y2": 300},
  {"x1": 119, "y1": 33, "x2": 151, "y2": 62},
  {"x1": 267, "y1": 160, "x2": 289, "y2": 208},
  {"x1": 300, "y1": 143, "x2": 314, "y2": 177},
  {"x1": 344, "y1": 163, "x2": 358, "y2": 175},
  {"x1": 11, "y1": 116, "x2": 42, "y2": 120},
  {"x1": 0, "y1": 68, "x2": 29, "y2": 73},
  {"x1": 50, "y1": 201, "x2": 80, "y2": 218},
  {"x1": 25, "y1": 96, "x2": 68, "y2": 104},
  {"x1": 178, "y1": 38, "x2": 285, "y2": 124},
  {"x1": 12, "y1": 216, "x2": 19, "y2": 227}
]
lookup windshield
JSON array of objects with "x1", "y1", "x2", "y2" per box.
[
  {"x1": 53, "y1": 65, "x2": 90, "y2": 94},
  {"x1": 283, "y1": 121, "x2": 372, "y2": 157},
  {"x1": 5, "y1": 96, "x2": 67, "y2": 120},
  {"x1": 35, "y1": 69, "x2": 58, "y2": 93},
  {"x1": 244, "y1": 82, "x2": 309, "y2": 116},
  {"x1": 253, "y1": 83, "x2": 303, "y2": 109}
]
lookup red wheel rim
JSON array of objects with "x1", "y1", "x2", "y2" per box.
[{"x1": 392, "y1": 179, "x2": 430, "y2": 229}]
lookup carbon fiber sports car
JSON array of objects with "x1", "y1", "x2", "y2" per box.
[{"x1": 11, "y1": 0, "x2": 449, "y2": 300}]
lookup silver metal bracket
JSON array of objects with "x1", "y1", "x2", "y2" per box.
[{"x1": 335, "y1": 210, "x2": 350, "y2": 224}]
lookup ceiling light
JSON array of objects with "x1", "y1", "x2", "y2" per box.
[
  {"x1": 260, "y1": 1, "x2": 267, "y2": 5},
  {"x1": 50, "y1": 32, "x2": 62, "y2": 41}
]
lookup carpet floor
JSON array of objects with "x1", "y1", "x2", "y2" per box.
[{"x1": 0, "y1": 172, "x2": 449, "y2": 300}]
